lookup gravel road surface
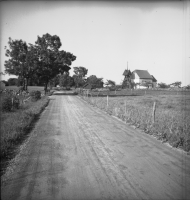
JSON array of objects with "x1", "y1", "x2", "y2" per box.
[{"x1": 1, "y1": 95, "x2": 190, "y2": 200}]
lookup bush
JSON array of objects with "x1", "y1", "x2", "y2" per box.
[
  {"x1": 0, "y1": 94, "x2": 20, "y2": 112},
  {"x1": 66, "y1": 86, "x2": 70, "y2": 90},
  {"x1": 13, "y1": 96, "x2": 20, "y2": 109},
  {"x1": 30, "y1": 90, "x2": 41, "y2": 101},
  {"x1": 1, "y1": 95, "x2": 12, "y2": 112},
  {"x1": 0, "y1": 96, "x2": 49, "y2": 162}
]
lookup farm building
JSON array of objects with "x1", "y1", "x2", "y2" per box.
[
  {"x1": 151, "y1": 75, "x2": 157, "y2": 88},
  {"x1": 122, "y1": 69, "x2": 157, "y2": 89}
]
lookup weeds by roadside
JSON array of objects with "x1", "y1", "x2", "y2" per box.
[{"x1": 0, "y1": 96, "x2": 50, "y2": 162}]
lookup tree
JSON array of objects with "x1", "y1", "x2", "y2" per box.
[
  {"x1": 4, "y1": 38, "x2": 40, "y2": 90},
  {"x1": 59, "y1": 74, "x2": 74, "y2": 88},
  {"x1": 4, "y1": 34, "x2": 76, "y2": 93},
  {"x1": 5, "y1": 38, "x2": 28, "y2": 90},
  {"x1": 170, "y1": 81, "x2": 182, "y2": 88},
  {"x1": 49, "y1": 74, "x2": 60, "y2": 87},
  {"x1": 73, "y1": 67, "x2": 88, "y2": 88},
  {"x1": 184, "y1": 84, "x2": 190, "y2": 89},
  {"x1": 105, "y1": 80, "x2": 116, "y2": 87},
  {"x1": 140, "y1": 80, "x2": 153, "y2": 89},
  {"x1": 1, "y1": 80, "x2": 8, "y2": 86},
  {"x1": 7, "y1": 78, "x2": 18, "y2": 86},
  {"x1": 158, "y1": 82, "x2": 170, "y2": 88},
  {"x1": 86, "y1": 75, "x2": 103, "y2": 88},
  {"x1": 34, "y1": 33, "x2": 76, "y2": 93},
  {"x1": 122, "y1": 78, "x2": 132, "y2": 89}
]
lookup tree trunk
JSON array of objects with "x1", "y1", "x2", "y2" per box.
[
  {"x1": 23, "y1": 78, "x2": 26, "y2": 91},
  {"x1": 25, "y1": 78, "x2": 28, "y2": 91}
]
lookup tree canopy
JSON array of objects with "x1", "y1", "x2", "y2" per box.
[
  {"x1": 73, "y1": 66, "x2": 88, "y2": 88},
  {"x1": 4, "y1": 33, "x2": 76, "y2": 92},
  {"x1": 169, "y1": 81, "x2": 182, "y2": 88},
  {"x1": 59, "y1": 73, "x2": 74, "y2": 88},
  {"x1": 105, "y1": 80, "x2": 116, "y2": 87},
  {"x1": 86, "y1": 75, "x2": 103, "y2": 88},
  {"x1": 158, "y1": 82, "x2": 170, "y2": 88}
]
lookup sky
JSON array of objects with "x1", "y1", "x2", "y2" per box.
[{"x1": 0, "y1": 0, "x2": 190, "y2": 86}]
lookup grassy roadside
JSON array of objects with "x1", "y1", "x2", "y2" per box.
[
  {"x1": 0, "y1": 95, "x2": 50, "y2": 174},
  {"x1": 81, "y1": 94, "x2": 190, "y2": 152}
]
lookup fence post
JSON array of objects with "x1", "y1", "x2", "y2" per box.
[
  {"x1": 125, "y1": 100, "x2": 126, "y2": 115},
  {"x1": 12, "y1": 98, "x2": 14, "y2": 110},
  {"x1": 152, "y1": 102, "x2": 156, "y2": 123},
  {"x1": 107, "y1": 95, "x2": 109, "y2": 108}
]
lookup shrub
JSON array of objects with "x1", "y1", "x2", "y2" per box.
[
  {"x1": 0, "y1": 96, "x2": 49, "y2": 162},
  {"x1": 13, "y1": 96, "x2": 20, "y2": 109},
  {"x1": 30, "y1": 90, "x2": 41, "y2": 101},
  {"x1": 1, "y1": 95, "x2": 12, "y2": 112},
  {"x1": 0, "y1": 94, "x2": 20, "y2": 112}
]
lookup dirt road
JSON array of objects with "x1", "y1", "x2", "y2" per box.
[{"x1": 1, "y1": 95, "x2": 190, "y2": 200}]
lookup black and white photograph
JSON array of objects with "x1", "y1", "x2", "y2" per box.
[{"x1": 0, "y1": 0, "x2": 190, "y2": 199}]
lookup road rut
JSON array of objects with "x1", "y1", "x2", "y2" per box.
[{"x1": 1, "y1": 95, "x2": 190, "y2": 200}]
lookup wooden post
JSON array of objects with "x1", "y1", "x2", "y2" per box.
[
  {"x1": 125, "y1": 101, "x2": 126, "y2": 115},
  {"x1": 152, "y1": 102, "x2": 156, "y2": 123},
  {"x1": 12, "y1": 98, "x2": 14, "y2": 109},
  {"x1": 107, "y1": 95, "x2": 108, "y2": 108}
]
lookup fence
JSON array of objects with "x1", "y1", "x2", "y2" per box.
[
  {"x1": 76, "y1": 87, "x2": 190, "y2": 98},
  {"x1": 0, "y1": 89, "x2": 47, "y2": 109},
  {"x1": 77, "y1": 89, "x2": 190, "y2": 151}
]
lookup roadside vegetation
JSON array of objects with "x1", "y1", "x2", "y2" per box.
[
  {"x1": 0, "y1": 88, "x2": 50, "y2": 175},
  {"x1": 79, "y1": 90, "x2": 190, "y2": 152}
]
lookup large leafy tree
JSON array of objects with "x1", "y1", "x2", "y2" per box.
[
  {"x1": 4, "y1": 34, "x2": 76, "y2": 92},
  {"x1": 34, "y1": 33, "x2": 76, "y2": 92},
  {"x1": 73, "y1": 67, "x2": 88, "y2": 88},
  {"x1": 4, "y1": 38, "x2": 31, "y2": 90}
]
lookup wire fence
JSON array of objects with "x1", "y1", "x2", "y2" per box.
[{"x1": 76, "y1": 88, "x2": 190, "y2": 152}]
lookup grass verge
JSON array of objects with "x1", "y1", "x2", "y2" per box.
[{"x1": 0, "y1": 96, "x2": 50, "y2": 175}]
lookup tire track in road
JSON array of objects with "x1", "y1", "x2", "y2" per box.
[
  {"x1": 1, "y1": 95, "x2": 190, "y2": 200},
  {"x1": 65, "y1": 96, "x2": 190, "y2": 199}
]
